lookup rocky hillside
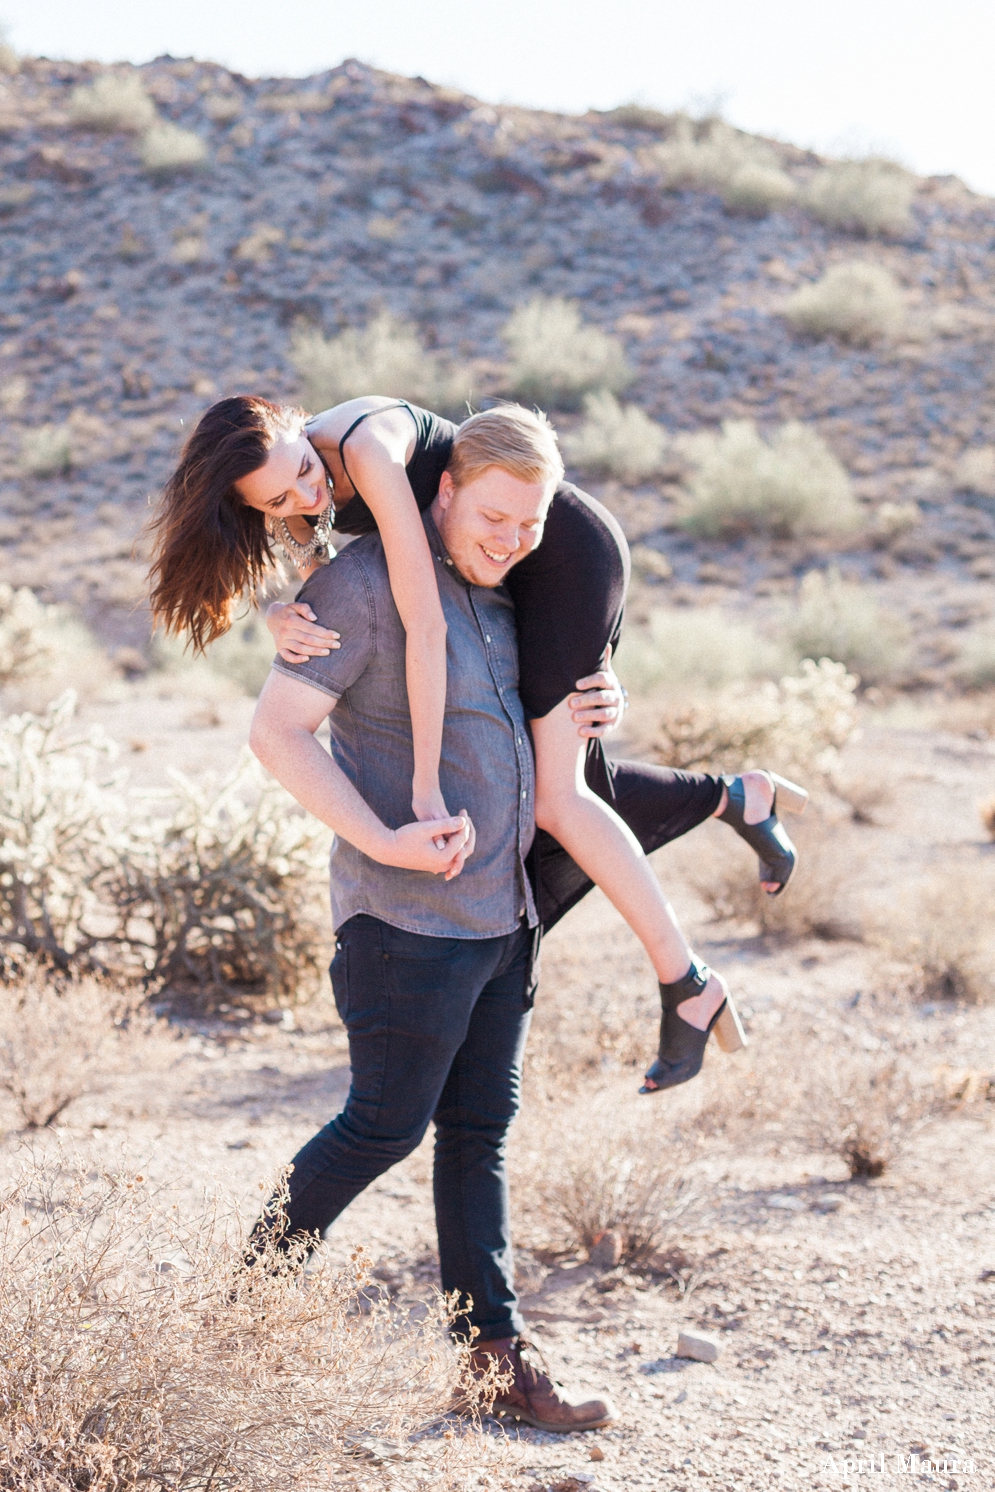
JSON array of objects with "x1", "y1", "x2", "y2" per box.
[{"x1": 1, "y1": 53, "x2": 994, "y2": 654}]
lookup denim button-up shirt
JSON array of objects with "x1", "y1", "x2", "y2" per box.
[{"x1": 271, "y1": 510, "x2": 538, "y2": 938}]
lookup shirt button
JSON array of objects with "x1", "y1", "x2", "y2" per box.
[
  {"x1": 485, "y1": 635, "x2": 491, "y2": 643},
  {"x1": 521, "y1": 789, "x2": 527, "y2": 798}
]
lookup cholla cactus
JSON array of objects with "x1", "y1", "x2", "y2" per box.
[
  {"x1": 0, "y1": 585, "x2": 56, "y2": 688},
  {"x1": 113, "y1": 752, "x2": 330, "y2": 1003},
  {"x1": 1, "y1": 698, "x2": 329, "y2": 1003},
  {"x1": 652, "y1": 657, "x2": 859, "y2": 777},
  {"x1": 0, "y1": 692, "x2": 123, "y2": 970}
]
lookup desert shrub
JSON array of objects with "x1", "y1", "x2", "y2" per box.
[
  {"x1": 140, "y1": 123, "x2": 209, "y2": 178},
  {"x1": 0, "y1": 971, "x2": 136, "y2": 1127},
  {"x1": 236, "y1": 224, "x2": 285, "y2": 263},
  {"x1": 502, "y1": 296, "x2": 631, "y2": 409},
  {"x1": 648, "y1": 657, "x2": 859, "y2": 778},
  {"x1": 561, "y1": 390, "x2": 669, "y2": 483},
  {"x1": 804, "y1": 1051, "x2": 932, "y2": 1178},
  {"x1": 152, "y1": 617, "x2": 277, "y2": 697},
  {"x1": 69, "y1": 71, "x2": 157, "y2": 133},
  {"x1": 868, "y1": 500, "x2": 920, "y2": 547},
  {"x1": 0, "y1": 584, "x2": 55, "y2": 687},
  {"x1": 616, "y1": 606, "x2": 789, "y2": 694},
  {"x1": 259, "y1": 90, "x2": 333, "y2": 113},
  {"x1": 953, "y1": 624, "x2": 995, "y2": 688},
  {"x1": 0, "y1": 183, "x2": 33, "y2": 213},
  {"x1": 0, "y1": 695, "x2": 329, "y2": 1002},
  {"x1": 784, "y1": 569, "x2": 911, "y2": 685},
  {"x1": 600, "y1": 104, "x2": 674, "y2": 134},
  {"x1": 693, "y1": 812, "x2": 863, "y2": 942},
  {"x1": 513, "y1": 1087, "x2": 699, "y2": 1260},
  {"x1": 203, "y1": 91, "x2": 242, "y2": 122},
  {"x1": 804, "y1": 158, "x2": 916, "y2": 236},
  {"x1": 117, "y1": 754, "x2": 329, "y2": 1005},
  {"x1": 291, "y1": 313, "x2": 475, "y2": 420},
  {"x1": 651, "y1": 117, "x2": 796, "y2": 217},
  {"x1": 0, "y1": 23, "x2": 19, "y2": 74},
  {"x1": 954, "y1": 445, "x2": 995, "y2": 498},
  {"x1": 784, "y1": 261, "x2": 906, "y2": 345},
  {"x1": 20, "y1": 422, "x2": 73, "y2": 477},
  {"x1": 0, "y1": 1156, "x2": 478, "y2": 1491},
  {"x1": 678, "y1": 419, "x2": 861, "y2": 539},
  {"x1": 883, "y1": 871, "x2": 995, "y2": 1005}
]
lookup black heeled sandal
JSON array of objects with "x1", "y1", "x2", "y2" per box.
[
  {"x1": 640, "y1": 958, "x2": 747, "y2": 1094},
  {"x1": 718, "y1": 771, "x2": 808, "y2": 897}
]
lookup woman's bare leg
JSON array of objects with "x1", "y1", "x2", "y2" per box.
[{"x1": 532, "y1": 698, "x2": 724, "y2": 1031}]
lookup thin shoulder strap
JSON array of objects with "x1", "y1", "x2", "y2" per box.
[{"x1": 336, "y1": 401, "x2": 416, "y2": 501}]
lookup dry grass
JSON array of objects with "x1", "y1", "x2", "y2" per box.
[
  {"x1": 0, "y1": 1155, "x2": 480, "y2": 1490},
  {"x1": 784, "y1": 261, "x2": 906, "y2": 345},
  {"x1": 0, "y1": 970, "x2": 138, "y2": 1128},
  {"x1": 502, "y1": 296, "x2": 632, "y2": 409},
  {"x1": 69, "y1": 71, "x2": 157, "y2": 133},
  {"x1": 804, "y1": 158, "x2": 916, "y2": 237},
  {"x1": 562, "y1": 391, "x2": 669, "y2": 483},
  {"x1": 678, "y1": 418, "x2": 861, "y2": 540},
  {"x1": 291, "y1": 313, "x2": 475, "y2": 419},
  {"x1": 140, "y1": 123, "x2": 209, "y2": 178},
  {"x1": 783, "y1": 569, "x2": 912, "y2": 686}
]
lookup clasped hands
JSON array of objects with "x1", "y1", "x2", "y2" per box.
[{"x1": 392, "y1": 653, "x2": 626, "y2": 881}]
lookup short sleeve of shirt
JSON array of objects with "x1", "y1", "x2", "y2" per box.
[{"x1": 269, "y1": 548, "x2": 375, "y2": 700}]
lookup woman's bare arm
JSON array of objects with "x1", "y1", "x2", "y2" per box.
[{"x1": 337, "y1": 408, "x2": 448, "y2": 821}]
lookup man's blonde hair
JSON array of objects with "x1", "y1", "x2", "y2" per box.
[{"x1": 448, "y1": 405, "x2": 564, "y2": 490}]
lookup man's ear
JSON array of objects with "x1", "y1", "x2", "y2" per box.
[{"x1": 437, "y1": 470, "x2": 455, "y2": 510}]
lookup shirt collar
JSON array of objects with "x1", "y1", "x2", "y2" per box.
[{"x1": 424, "y1": 508, "x2": 471, "y2": 588}]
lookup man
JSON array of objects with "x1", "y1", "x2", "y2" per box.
[{"x1": 249, "y1": 405, "x2": 618, "y2": 1432}]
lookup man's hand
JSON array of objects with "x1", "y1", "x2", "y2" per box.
[
  {"x1": 568, "y1": 648, "x2": 627, "y2": 739},
  {"x1": 384, "y1": 813, "x2": 474, "y2": 878}
]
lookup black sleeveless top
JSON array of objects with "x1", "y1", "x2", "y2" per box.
[{"x1": 325, "y1": 402, "x2": 630, "y2": 722}]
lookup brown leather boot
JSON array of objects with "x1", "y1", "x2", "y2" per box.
[{"x1": 468, "y1": 1336, "x2": 616, "y2": 1433}]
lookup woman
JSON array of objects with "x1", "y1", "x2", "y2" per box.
[{"x1": 150, "y1": 394, "x2": 806, "y2": 1092}]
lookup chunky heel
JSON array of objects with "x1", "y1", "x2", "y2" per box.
[
  {"x1": 713, "y1": 996, "x2": 748, "y2": 1054},
  {"x1": 769, "y1": 773, "x2": 808, "y2": 815},
  {"x1": 718, "y1": 771, "x2": 805, "y2": 897},
  {"x1": 641, "y1": 961, "x2": 740, "y2": 1094}
]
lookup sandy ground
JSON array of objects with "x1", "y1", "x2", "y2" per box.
[{"x1": 3, "y1": 690, "x2": 995, "y2": 1491}]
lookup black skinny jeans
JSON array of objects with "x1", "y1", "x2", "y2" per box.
[
  {"x1": 279, "y1": 914, "x2": 534, "y2": 1345},
  {"x1": 266, "y1": 758, "x2": 721, "y2": 1342}
]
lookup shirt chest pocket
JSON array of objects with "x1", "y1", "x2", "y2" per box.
[{"x1": 478, "y1": 607, "x2": 519, "y2": 690}]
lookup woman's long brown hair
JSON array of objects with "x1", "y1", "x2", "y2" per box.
[{"x1": 148, "y1": 396, "x2": 304, "y2": 652}]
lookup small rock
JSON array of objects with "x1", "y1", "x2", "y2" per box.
[
  {"x1": 767, "y1": 1194, "x2": 805, "y2": 1211},
  {"x1": 343, "y1": 1434, "x2": 405, "y2": 1463},
  {"x1": 815, "y1": 1193, "x2": 845, "y2": 1212},
  {"x1": 589, "y1": 1229, "x2": 624, "y2": 1267},
  {"x1": 589, "y1": 1445, "x2": 605, "y2": 1461},
  {"x1": 677, "y1": 1330, "x2": 722, "y2": 1363}
]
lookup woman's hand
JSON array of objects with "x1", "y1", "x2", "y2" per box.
[
  {"x1": 266, "y1": 601, "x2": 340, "y2": 665},
  {"x1": 383, "y1": 812, "x2": 475, "y2": 879}
]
